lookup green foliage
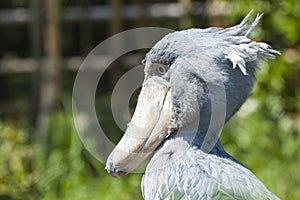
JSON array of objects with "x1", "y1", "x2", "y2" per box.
[
  {"x1": 36, "y1": 105, "x2": 143, "y2": 200},
  {"x1": 219, "y1": 2, "x2": 300, "y2": 199},
  {"x1": 0, "y1": 104, "x2": 143, "y2": 200},
  {"x1": 0, "y1": 123, "x2": 37, "y2": 200},
  {"x1": 0, "y1": 0, "x2": 299, "y2": 199},
  {"x1": 223, "y1": 58, "x2": 300, "y2": 199}
]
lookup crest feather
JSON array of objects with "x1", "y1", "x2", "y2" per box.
[{"x1": 224, "y1": 11, "x2": 280, "y2": 75}]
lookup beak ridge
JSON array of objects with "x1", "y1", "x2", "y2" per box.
[{"x1": 106, "y1": 77, "x2": 172, "y2": 177}]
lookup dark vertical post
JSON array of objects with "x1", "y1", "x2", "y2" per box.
[
  {"x1": 36, "y1": 0, "x2": 61, "y2": 143},
  {"x1": 79, "y1": 0, "x2": 92, "y2": 55},
  {"x1": 110, "y1": 0, "x2": 123, "y2": 36},
  {"x1": 178, "y1": 0, "x2": 193, "y2": 29},
  {"x1": 29, "y1": 0, "x2": 42, "y2": 127},
  {"x1": 133, "y1": 0, "x2": 146, "y2": 28},
  {"x1": 108, "y1": 0, "x2": 123, "y2": 90},
  {"x1": 205, "y1": 0, "x2": 223, "y2": 27}
]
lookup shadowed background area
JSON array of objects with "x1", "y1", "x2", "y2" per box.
[{"x1": 0, "y1": 0, "x2": 299, "y2": 199}]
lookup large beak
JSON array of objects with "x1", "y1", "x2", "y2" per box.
[{"x1": 106, "y1": 76, "x2": 172, "y2": 177}]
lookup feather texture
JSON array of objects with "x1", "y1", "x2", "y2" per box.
[
  {"x1": 143, "y1": 139, "x2": 280, "y2": 200},
  {"x1": 140, "y1": 11, "x2": 281, "y2": 200}
]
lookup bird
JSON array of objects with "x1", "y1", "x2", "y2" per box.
[{"x1": 106, "y1": 11, "x2": 280, "y2": 200}]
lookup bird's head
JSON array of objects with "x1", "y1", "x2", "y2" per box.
[{"x1": 106, "y1": 12, "x2": 280, "y2": 178}]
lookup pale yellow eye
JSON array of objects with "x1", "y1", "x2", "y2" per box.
[{"x1": 156, "y1": 64, "x2": 168, "y2": 75}]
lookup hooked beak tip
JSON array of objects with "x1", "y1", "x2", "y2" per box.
[{"x1": 105, "y1": 162, "x2": 128, "y2": 178}]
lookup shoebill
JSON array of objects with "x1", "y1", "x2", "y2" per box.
[{"x1": 106, "y1": 11, "x2": 280, "y2": 200}]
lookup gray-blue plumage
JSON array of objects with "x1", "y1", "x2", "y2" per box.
[
  {"x1": 106, "y1": 11, "x2": 280, "y2": 200},
  {"x1": 142, "y1": 13, "x2": 279, "y2": 200}
]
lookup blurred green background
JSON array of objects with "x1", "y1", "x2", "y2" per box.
[{"x1": 0, "y1": 0, "x2": 299, "y2": 199}]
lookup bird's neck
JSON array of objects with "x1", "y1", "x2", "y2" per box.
[
  {"x1": 165, "y1": 122, "x2": 243, "y2": 165},
  {"x1": 172, "y1": 116, "x2": 224, "y2": 153}
]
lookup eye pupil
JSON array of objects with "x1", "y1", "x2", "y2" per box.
[{"x1": 157, "y1": 65, "x2": 166, "y2": 75}]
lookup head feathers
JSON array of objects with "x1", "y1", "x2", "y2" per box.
[
  {"x1": 147, "y1": 11, "x2": 280, "y2": 76},
  {"x1": 222, "y1": 10, "x2": 280, "y2": 75}
]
